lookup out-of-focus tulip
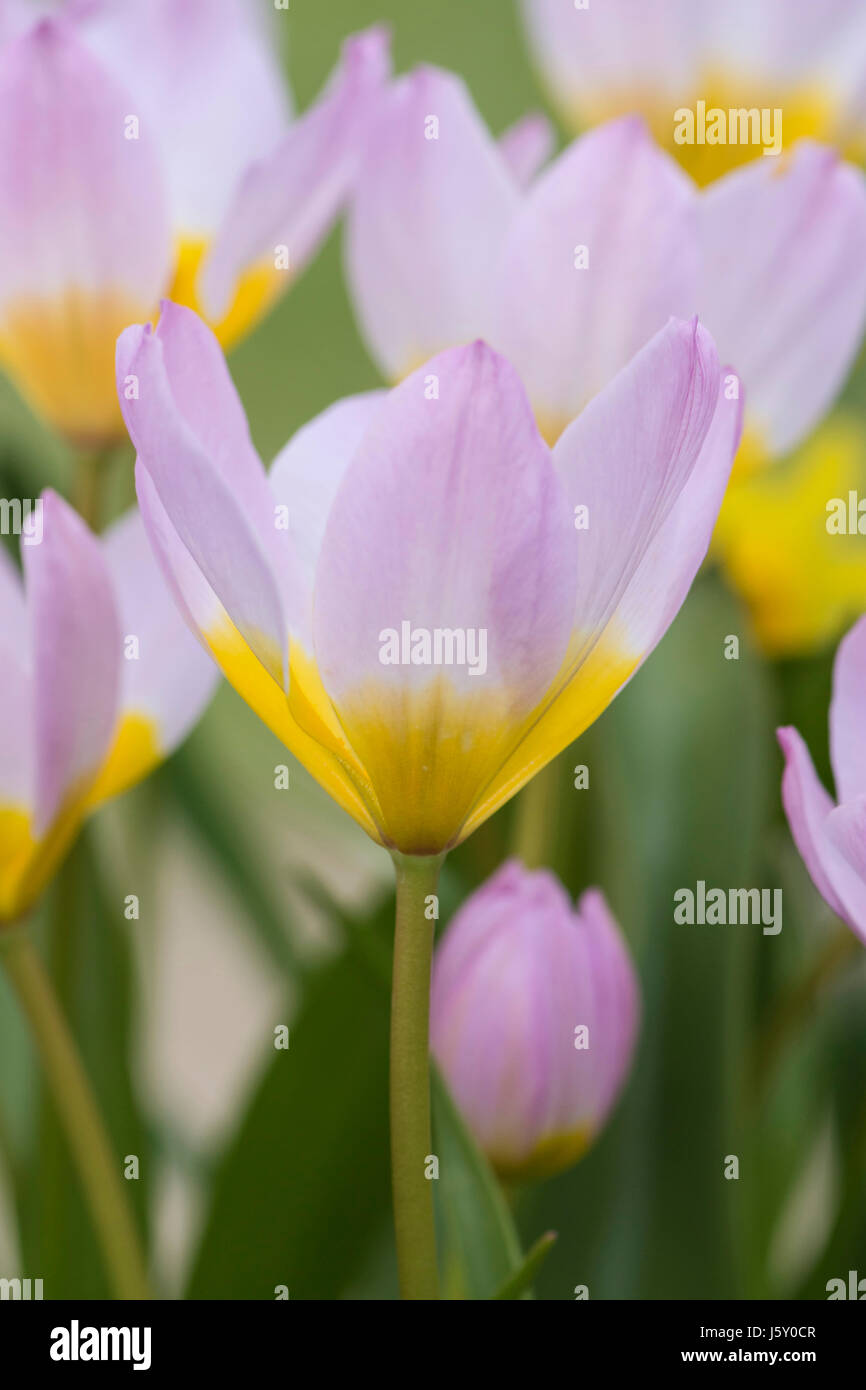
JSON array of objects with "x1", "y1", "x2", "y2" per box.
[
  {"x1": 519, "y1": 0, "x2": 866, "y2": 183},
  {"x1": 430, "y1": 860, "x2": 640, "y2": 1179},
  {"x1": 0, "y1": 490, "x2": 217, "y2": 922},
  {"x1": 0, "y1": 5, "x2": 388, "y2": 446},
  {"x1": 344, "y1": 68, "x2": 866, "y2": 652},
  {"x1": 778, "y1": 616, "x2": 866, "y2": 943},
  {"x1": 117, "y1": 301, "x2": 740, "y2": 855}
]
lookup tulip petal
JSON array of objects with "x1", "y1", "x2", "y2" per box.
[
  {"x1": 117, "y1": 303, "x2": 301, "y2": 681},
  {"x1": 268, "y1": 391, "x2": 386, "y2": 600},
  {"x1": 462, "y1": 319, "x2": 729, "y2": 835},
  {"x1": 778, "y1": 725, "x2": 866, "y2": 939},
  {"x1": 826, "y1": 796, "x2": 866, "y2": 887},
  {"x1": 699, "y1": 142, "x2": 866, "y2": 456},
  {"x1": 345, "y1": 65, "x2": 518, "y2": 382},
  {"x1": 23, "y1": 491, "x2": 119, "y2": 836},
  {"x1": 830, "y1": 615, "x2": 866, "y2": 804},
  {"x1": 495, "y1": 117, "x2": 699, "y2": 439},
  {"x1": 89, "y1": 506, "x2": 218, "y2": 802},
  {"x1": 0, "y1": 547, "x2": 31, "y2": 810},
  {"x1": 200, "y1": 27, "x2": 390, "y2": 325},
  {"x1": 133, "y1": 458, "x2": 382, "y2": 843},
  {"x1": 0, "y1": 19, "x2": 171, "y2": 443},
  {"x1": 313, "y1": 341, "x2": 577, "y2": 852},
  {"x1": 73, "y1": 0, "x2": 291, "y2": 237},
  {"x1": 498, "y1": 111, "x2": 554, "y2": 186}
]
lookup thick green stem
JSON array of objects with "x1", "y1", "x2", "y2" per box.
[
  {"x1": 390, "y1": 852, "x2": 443, "y2": 1300},
  {"x1": 1, "y1": 930, "x2": 152, "y2": 1300}
]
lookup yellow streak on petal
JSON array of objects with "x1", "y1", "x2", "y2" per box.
[
  {"x1": 713, "y1": 414, "x2": 866, "y2": 655},
  {"x1": 492, "y1": 1124, "x2": 594, "y2": 1182},
  {"x1": 565, "y1": 72, "x2": 840, "y2": 185},
  {"x1": 205, "y1": 617, "x2": 384, "y2": 844},
  {"x1": 0, "y1": 289, "x2": 152, "y2": 447},
  {"x1": 460, "y1": 632, "x2": 638, "y2": 843},
  {"x1": 0, "y1": 796, "x2": 87, "y2": 924},
  {"x1": 170, "y1": 238, "x2": 289, "y2": 353},
  {"x1": 85, "y1": 712, "x2": 162, "y2": 810}
]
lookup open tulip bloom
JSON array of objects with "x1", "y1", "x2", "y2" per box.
[
  {"x1": 778, "y1": 616, "x2": 866, "y2": 944},
  {"x1": 0, "y1": 491, "x2": 217, "y2": 923},
  {"x1": 118, "y1": 298, "x2": 740, "y2": 1298},
  {"x1": 345, "y1": 68, "x2": 866, "y2": 652},
  {"x1": 0, "y1": 2, "x2": 388, "y2": 446},
  {"x1": 519, "y1": 0, "x2": 866, "y2": 182},
  {"x1": 431, "y1": 861, "x2": 640, "y2": 1182}
]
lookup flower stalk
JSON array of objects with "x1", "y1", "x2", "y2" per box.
[
  {"x1": 390, "y1": 852, "x2": 443, "y2": 1300},
  {"x1": 0, "y1": 928, "x2": 152, "y2": 1300}
]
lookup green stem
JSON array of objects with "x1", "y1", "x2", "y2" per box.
[
  {"x1": 73, "y1": 448, "x2": 113, "y2": 532},
  {"x1": 511, "y1": 762, "x2": 560, "y2": 870},
  {"x1": 0, "y1": 930, "x2": 152, "y2": 1300},
  {"x1": 390, "y1": 852, "x2": 443, "y2": 1300}
]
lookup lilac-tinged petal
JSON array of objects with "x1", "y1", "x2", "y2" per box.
[
  {"x1": 0, "y1": 546, "x2": 31, "y2": 809},
  {"x1": 699, "y1": 143, "x2": 866, "y2": 456},
  {"x1": 268, "y1": 391, "x2": 386, "y2": 601},
  {"x1": 200, "y1": 26, "x2": 390, "y2": 322},
  {"x1": 825, "y1": 797, "x2": 866, "y2": 891},
  {"x1": 0, "y1": 19, "x2": 171, "y2": 441},
  {"x1": 498, "y1": 111, "x2": 554, "y2": 186},
  {"x1": 495, "y1": 118, "x2": 698, "y2": 436},
  {"x1": 313, "y1": 342, "x2": 577, "y2": 852},
  {"x1": 345, "y1": 65, "x2": 518, "y2": 382},
  {"x1": 23, "y1": 491, "x2": 119, "y2": 835},
  {"x1": 117, "y1": 304, "x2": 301, "y2": 679},
  {"x1": 778, "y1": 725, "x2": 866, "y2": 938},
  {"x1": 101, "y1": 506, "x2": 218, "y2": 755},
  {"x1": 71, "y1": 0, "x2": 291, "y2": 237},
  {"x1": 830, "y1": 615, "x2": 866, "y2": 803}
]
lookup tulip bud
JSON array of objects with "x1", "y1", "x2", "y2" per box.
[{"x1": 431, "y1": 859, "x2": 640, "y2": 1180}]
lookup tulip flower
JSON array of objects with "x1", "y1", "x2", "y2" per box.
[
  {"x1": 519, "y1": 0, "x2": 866, "y2": 184},
  {"x1": 0, "y1": 490, "x2": 217, "y2": 923},
  {"x1": 778, "y1": 616, "x2": 866, "y2": 943},
  {"x1": 117, "y1": 299, "x2": 737, "y2": 1299},
  {"x1": 431, "y1": 860, "x2": 640, "y2": 1180},
  {"x1": 345, "y1": 68, "x2": 866, "y2": 651},
  {"x1": 0, "y1": 6, "x2": 388, "y2": 446},
  {"x1": 117, "y1": 302, "x2": 740, "y2": 858}
]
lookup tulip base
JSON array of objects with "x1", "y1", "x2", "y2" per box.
[{"x1": 390, "y1": 852, "x2": 444, "y2": 1300}]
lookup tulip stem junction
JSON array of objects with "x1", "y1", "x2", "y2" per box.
[
  {"x1": 390, "y1": 852, "x2": 444, "y2": 1300},
  {"x1": 0, "y1": 930, "x2": 152, "y2": 1300}
]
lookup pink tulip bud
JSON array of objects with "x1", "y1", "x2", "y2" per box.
[{"x1": 431, "y1": 859, "x2": 640, "y2": 1181}]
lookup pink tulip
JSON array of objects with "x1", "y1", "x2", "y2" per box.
[
  {"x1": 431, "y1": 860, "x2": 640, "y2": 1179},
  {"x1": 778, "y1": 616, "x2": 866, "y2": 943}
]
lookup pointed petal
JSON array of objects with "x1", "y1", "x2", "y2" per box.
[
  {"x1": 74, "y1": 0, "x2": 291, "y2": 237},
  {"x1": 117, "y1": 303, "x2": 301, "y2": 681},
  {"x1": 495, "y1": 118, "x2": 699, "y2": 437},
  {"x1": 345, "y1": 64, "x2": 518, "y2": 381},
  {"x1": 498, "y1": 111, "x2": 554, "y2": 186},
  {"x1": 830, "y1": 615, "x2": 866, "y2": 803},
  {"x1": 699, "y1": 142, "x2": 866, "y2": 455},
  {"x1": 200, "y1": 27, "x2": 389, "y2": 323},
  {"x1": 779, "y1": 725, "x2": 866, "y2": 940},
  {"x1": 22, "y1": 491, "x2": 119, "y2": 835},
  {"x1": 313, "y1": 342, "x2": 577, "y2": 852},
  {"x1": 0, "y1": 19, "x2": 171, "y2": 443}
]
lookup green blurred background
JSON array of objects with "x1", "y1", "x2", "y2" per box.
[{"x1": 1, "y1": 0, "x2": 866, "y2": 1301}]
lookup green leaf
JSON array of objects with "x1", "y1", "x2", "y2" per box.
[
  {"x1": 431, "y1": 1065, "x2": 523, "y2": 1300},
  {"x1": 494, "y1": 1231, "x2": 558, "y2": 1300},
  {"x1": 186, "y1": 919, "x2": 393, "y2": 1300}
]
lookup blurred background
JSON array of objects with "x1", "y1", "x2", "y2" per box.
[{"x1": 1, "y1": 0, "x2": 866, "y2": 1300}]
